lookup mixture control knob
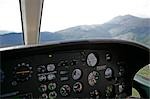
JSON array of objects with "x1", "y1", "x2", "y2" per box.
[
  {"x1": 60, "y1": 85, "x2": 71, "y2": 97},
  {"x1": 73, "y1": 82, "x2": 83, "y2": 93},
  {"x1": 39, "y1": 84, "x2": 47, "y2": 92},
  {"x1": 90, "y1": 90, "x2": 100, "y2": 98}
]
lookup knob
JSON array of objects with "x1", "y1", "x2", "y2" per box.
[
  {"x1": 60, "y1": 85, "x2": 71, "y2": 97},
  {"x1": 73, "y1": 82, "x2": 83, "y2": 93}
]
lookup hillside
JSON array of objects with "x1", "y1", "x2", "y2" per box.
[{"x1": 0, "y1": 15, "x2": 150, "y2": 48}]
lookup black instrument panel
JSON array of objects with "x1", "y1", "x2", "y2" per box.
[{"x1": 0, "y1": 40, "x2": 149, "y2": 98}]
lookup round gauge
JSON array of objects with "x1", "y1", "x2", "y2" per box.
[
  {"x1": 105, "y1": 68, "x2": 113, "y2": 79},
  {"x1": 47, "y1": 73, "x2": 56, "y2": 81},
  {"x1": 72, "y1": 69, "x2": 82, "y2": 80},
  {"x1": 14, "y1": 63, "x2": 32, "y2": 81},
  {"x1": 60, "y1": 85, "x2": 71, "y2": 97},
  {"x1": 73, "y1": 82, "x2": 83, "y2": 93},
  {"x1": 87, "y1": 53, "x2": 98, "y2": 67},
  {"x1": 47, "y1": 64, "x2": 55, "y2": 72},
  {"x1": 88, "y1": 71, "x2": 100, "y2": 86}
]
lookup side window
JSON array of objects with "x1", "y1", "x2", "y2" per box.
[{"x1": 0, "y1": 0, "x2": 23, "y2": 48}]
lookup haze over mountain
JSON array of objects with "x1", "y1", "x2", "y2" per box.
[{"x1": 0, "y1": 15, "x2": 150, "y2": 48}]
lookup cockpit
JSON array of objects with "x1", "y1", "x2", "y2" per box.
[{"x1": 0, "y1": 0, "x2": 149, "y2": 98}]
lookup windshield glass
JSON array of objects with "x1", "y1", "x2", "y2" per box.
[
  {"x1": 0, "y1": 0, "x2": 23, "y2": 48},
  {"x1": 40, "y1": 0, "x2": 150, "y2": 47}
]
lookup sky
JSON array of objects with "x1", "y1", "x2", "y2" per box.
[{"x1": 0, "y1": 0, "x2": 150, "y2": 33}]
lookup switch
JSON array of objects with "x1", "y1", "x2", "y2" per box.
[{"x1": 106, "y1": 52, "x2": 111, "y2": 61}]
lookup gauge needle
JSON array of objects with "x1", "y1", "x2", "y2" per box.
[{"x1": 16, "y1": 71, "x2": 30, "y2": 75}]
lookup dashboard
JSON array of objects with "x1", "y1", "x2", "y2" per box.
[{"x1": 0, "y1": 40, "x2": 149, "y2": 98}]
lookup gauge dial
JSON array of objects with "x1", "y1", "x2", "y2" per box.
[
  {"x1": 72, "y1": 69, "x2": 82, "y2": 80},
  {"x1": 105, "y1": 68, "x2": 113, "y2": 79},
  {"x1": 14, "y1": 63, "x2": 32, "y2": 81},
  {"x1": 60, "y1": 85, "x2": 71, "y2": 97},
  {"x1": 88, "y1": 71, "x2": 100, "y2": 86},
  {"x1": 47, "y1": 64, "x2": 55, "y2": 72},
  {"x1": 73, "y1": 82, "x2": 83, "y2": 93},
  {"x1": 87, "y1": 53, "x2": 98, "y2": 67}
]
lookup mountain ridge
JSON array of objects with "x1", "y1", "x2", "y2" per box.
[{"x1": 0, "y1": 15, "x2": 150, "y2": 48}]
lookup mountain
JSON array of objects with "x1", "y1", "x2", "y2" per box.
[
  {"x1": 0, "y1": 33, "x2": 23, "y2": 47},
  {"x1": 0, "y1": 32, "x2": 63, "y2": 47},
  {"x1": 56, "y1": 15, "x2": 150, "y2": 46},
  {"x1": 0, "y1": 15, "x2": 150, "y2": 48}
]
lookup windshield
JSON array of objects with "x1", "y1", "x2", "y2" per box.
[
  {"x1": 40, "y1": 0, "x2": 150, "y2": 47},
  {"x1": 0, "y1": 0, "x2": 23, "y2": 48}
]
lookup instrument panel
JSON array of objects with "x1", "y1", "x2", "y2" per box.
[{"x1": 0, "y1": 40, "x2": 149, "y2": 98}]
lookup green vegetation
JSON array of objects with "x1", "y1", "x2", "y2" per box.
[
  {"x1": 132, "y1": 65, "x2": 150, "y2": 97},
  {"x1": 132, "y1": 88, "x2": 141, "y2": 98},
  {"x1": 137, "y1": 65, "x2": 150, "y2": 79}
]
